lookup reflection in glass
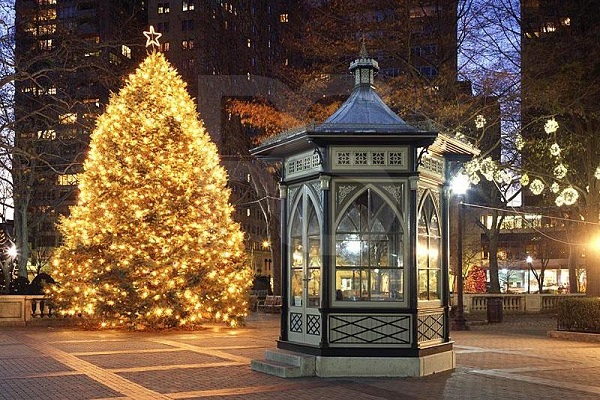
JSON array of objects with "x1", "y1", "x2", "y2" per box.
[
  {"x1": 335, "y1": 189, "x2": 404, "y2": 302},
  {"x1": 288, "y1": 187, "x2": 322, "y2": 308},
  {"x1": 417, "y1": 195, "x2": 441, "y2": 301}
]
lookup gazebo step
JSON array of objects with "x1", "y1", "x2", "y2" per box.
[
  {"x1": 251, "y1": 349, "x2": 316, "y2": 377},
  {"x1": 250, "y1": 359, "x2": 304, "y2": 378}
]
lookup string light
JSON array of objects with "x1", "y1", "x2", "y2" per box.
[{"x1": 48, "y1": 50, "x2": 252, "y2": 330}]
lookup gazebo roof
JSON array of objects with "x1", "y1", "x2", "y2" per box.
[
  {"x1": 251, "y1": 43, "x2": 437, "y2": 157},
  {"x1": 315, "y1": 85, "x2": 419, "y2": 134}
]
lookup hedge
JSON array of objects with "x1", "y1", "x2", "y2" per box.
[{"x1": 557, "y1": 297, "x2": 600, "y2": 333}]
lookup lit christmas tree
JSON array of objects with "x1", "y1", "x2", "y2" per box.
[{"x1": 48, "y1": 44, "x2": 251, "y2": 329}]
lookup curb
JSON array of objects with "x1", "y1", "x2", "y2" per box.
[{"x1": 547, "y1": 330, "x2": 600, "y2": 343}]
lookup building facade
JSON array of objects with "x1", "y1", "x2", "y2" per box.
[{"x1": 14, "y1": 0, "x2": 147, "y2": 271}]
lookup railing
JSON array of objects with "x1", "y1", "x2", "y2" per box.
[
  {"x1": 0, "y1": 295, "x2": 58, "y2": 325},
  {"x1": 452, "y1": 293, "x2": 586, "y2": 314}
]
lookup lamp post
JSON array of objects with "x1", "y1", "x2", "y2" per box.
[
  {"x1": 451, "y1": 172, "x2": 469, "y2": 331},
  {"x1": 526, "y1": 255, "x2": 532, "y2": 294}
]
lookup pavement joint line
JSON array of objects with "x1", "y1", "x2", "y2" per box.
[
  {"x1": 470, "y1": 368, "x2": 600, "y2": 395},
  {"x1": 23, "y1": 334, "x2": 171, "y2": 400},
  {"x1": 71, "y1": 348, "x2": 186, "y2": 356},
  {"x1": 150, "y1": 338, "x2": 252, "y2": 364},
  {"x1": 49, "y1": 338, "x2": 130, "y2": 344},
  {"x1": 167, "y1": 382, "x2": 330, "y2": 399},
  {"x1": 0, "y1": 371, "x2": 83, "y2": 380},
  {"x1": 109, "y1": 361, "x2": 245, "y2": 373}
]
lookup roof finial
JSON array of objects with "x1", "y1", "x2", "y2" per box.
[{"x1": 359, "y1": 36, "x2": 369, "y2": 58}]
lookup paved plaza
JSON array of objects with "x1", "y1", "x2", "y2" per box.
[{"x1": 1, "y1": 313, "x2": 599, "y2": 399}]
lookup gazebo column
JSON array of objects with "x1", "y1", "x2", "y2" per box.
[
  {"x1": 279, "y1": 183, "x2": 288, "y2": 342},
  {"x1": 320, "y1": 175, "x2": 331, "y2": 348}
]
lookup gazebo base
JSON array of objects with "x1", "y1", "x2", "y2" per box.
[{"x1": 251, "y1": 348, "x2": 455, "y2": 378}]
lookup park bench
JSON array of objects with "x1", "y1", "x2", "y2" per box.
[{"x1": 257, "y1": 295, "x2": 282, "y2": 313}]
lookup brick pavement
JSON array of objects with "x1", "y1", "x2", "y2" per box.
[{"x1": 0, "y1": 313, "x2": 599, "y2": 399}]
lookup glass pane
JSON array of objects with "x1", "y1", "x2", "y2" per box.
[
  {"x1": 337, "y1": 207, "x2": 360, "y2": 233},
  {"x1": 307, "y1": 201, "x2": 320, "y2": 236},
  {"x1": 417, "y1": 235, "x2": 428, "y2": 269},
  {"x1": 291, "y1": 268, "x2": 303, "y2": 306},
  {"x1": 336, "y1": 234, "x2": 361, "y2": 267},
  {"x1": 430, "y1": 236, "x2": 440, "y2": 268},
  {"x1": 291, "y1": 237, "x2": 303, "y2": 268},
  {"x1": 307, "y1": 268, "x2": 320, "y2": 307},
  {"x1": 418, "y1": 269, "x2": 429, "y2": 300},
  {"x1": 370, "y1": 235, "x2": 389, "y2": 267},
  {"x1": 290, "y1": 197, "x2": 303, "y2": 238},
  {"x1": 388, "y1": 268, "x2": 404, "y2": 301},
  {"x1": 335, "y1": 269, "x2": 366, "y2": 301},
  {"x1": 429, "y1": 269, "x2": 440, "y2": 300}
]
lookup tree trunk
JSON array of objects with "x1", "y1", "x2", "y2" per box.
[
  {"x1": 585, "y1": 244, "x2": 600, "y2": 296},
  {"x1": 13, "y1": 187, "x2": 31, "y2": 279},
  {"x1": 488, "y1": 230, "x2": 501, "y2": 293},
  {"x1": 268, "y1": 206, "x2": 281, "y2": 296},
  {"x1": 568, "y1": 244, "x2": 579, "y2": 293},
  {"x1": 1, "y1": 261, "x2": 10, "y2": 294}
]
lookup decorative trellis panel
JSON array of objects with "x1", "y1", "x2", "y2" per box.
[
  {"x1": 290, "y1": 312, "x2": 303, "y2": 333},
  {"x1": 329, "y1": 314, "x2": 411, "y2": 346},
  {"x1": 306, "y1": 314, "x2": 321, "y2": 336},
  {"x1": 331, "y1": 147, "x2": 408, "y2": 171},
  {"x1": 417, "y1": 312, "x2": 444, "y2": 344}
]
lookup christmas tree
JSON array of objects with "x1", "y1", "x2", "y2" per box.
[{"x1": 48, "y1": 48, "x2": 251, "y2": 329}]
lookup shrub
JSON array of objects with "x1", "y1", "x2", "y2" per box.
[
  {"x1": 28, "y1": 273, "x2": 55, "y2": 294},
  {"x1": 9, "y1": 276, "x2": 30, "y2": 295},
  {"x1": 557, "y1": 297, "x2": 600, "y2": 333}
]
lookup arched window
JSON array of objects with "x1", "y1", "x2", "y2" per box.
[
  {"x1": 417, "y1": 194, "x2": 441, "y2": 301},
  {"x1": 335, "y1": 188, "x2": 404, "y2": 302},
  {"x1": 289, "y1": 188, "x2": 322, "y2": 307}
]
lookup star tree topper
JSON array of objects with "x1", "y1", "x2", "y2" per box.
[{"x1": 143, "y1": 25, "x2": 162, "y2": 49}]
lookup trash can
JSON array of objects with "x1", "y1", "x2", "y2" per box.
[{"x1": 487, "y1": 296, "x2": 503, "y2": 323}]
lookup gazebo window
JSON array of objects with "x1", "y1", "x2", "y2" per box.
[
  {"x1": 290, "y1": 190, "x2": 322, "y2": 307},
  {"x1": 335, "y1": 189, "x2": 404, "y2": 302},
  {"x1": 417, "y1": 195, "x2": 441, "y2": 301}
]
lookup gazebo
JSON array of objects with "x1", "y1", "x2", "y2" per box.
[{"x1": 251, "y1": 46, "x2": 477, "y2": 377}]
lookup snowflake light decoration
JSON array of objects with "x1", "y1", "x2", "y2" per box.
[
  {"x1": 544, "y1": 117, "x2": 559, "y2": 134},
  {"x1": 530, "y1": 179, "x2": 545, "y2": 195},
  {"x1": 549, "y1": 143, "x2": 561, "y2": 157},
  {"x1": 475, "y1": 114, "x2": 486, "y2": 129},
  {"x1": 553, "y1": 164, "x2": 567, "y2": 179},
  {"x1": 561, "y1": 187, "x2": 579, "y2": 206}
]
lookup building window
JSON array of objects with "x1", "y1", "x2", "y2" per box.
[
  {"x1": 57, "y1": 173, "x2": 78, "y2": 186},
  {"x1": 417, "y1": 65, "x2": 438, "y2": 77},
  {"x1": 121, "y1": 45, "x2": 131, "y2": 59},
  {"x1": 279, "y1": 13, "x2": 288, "y2": 22},
  {"x1": 157, "y1": 3, "x2": 170, "y2": 14},
  {"x1": 59, "y1": 113, "x2": 77, "y2": 124},
  {"x1": 184, "y1": 58, "x2": 195, "y2": 70},
  {"x1": 182, "y1": 39, "x2": 194, "y2": 50},
  {"x1": 57, "y1": 6, "x2": 75, "y2": 19},
  {"x1": 335, "y1": 188, "x2": 404, "y2": 303},
  {"x1": 37, "y1": 129, "x2": 56, "y2": 140},
  {"x1": 157, "y1": 22, "x2": 169, "y2": 33},
  {"x1": 38, "y1": 39, "x2": 53, "y2": 50},
  {"x1": 417, "y1": 194, "x2": 441, "y2": 301},
  {"x1": 183, "y1": 0, "x2": 194, "y2": 11},
  {"x1": 182, "y1": 19, "x2": 194, "y2": 31},
  {"x1": 160, "y1": 42, "x2": 170, "y2": 52}
]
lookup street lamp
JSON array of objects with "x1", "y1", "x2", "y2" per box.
[
  {"x1": 451, "y1": 172, "x2": 469, "y2": 331},
  {"x1": 526, "y1": 255, "x2": 533, "y2": 294}
]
